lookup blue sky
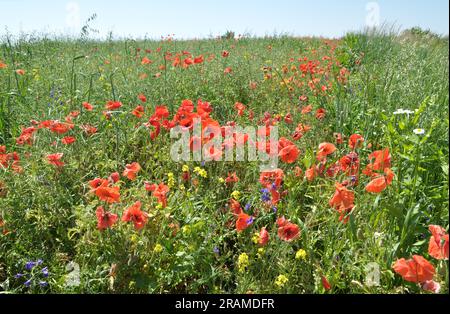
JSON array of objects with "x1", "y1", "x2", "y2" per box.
[{"x1": 0, "y1": 0, "x2": 448, "y2": 39}]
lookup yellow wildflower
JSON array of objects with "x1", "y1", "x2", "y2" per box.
[
  {"x1": 231, "y1": 190, "x2": 241, "y2": 200},
  {"x1": 193, "y1": 167, "x2": 207, "y2": 178},
  {"x1": 237, "y1": 253, "x2": 249, "y2": 273},
  {"x1": 252, "y1": 232, "x2": 260, "y2": 244},
  {"x1": 182, "y1": 225, "x2": 191, "y2": 235},
  {"x1": 153, "y1": 243, "x2": 163, "y2": 253},
  {"x1": 295, "y1": 249, "x2": 307, "y2": 260},
  {"x1": 257, "y1": 248, "x2": 265, "y2": 259},
  {"x1": 167, "y1": 172, "x2": 175, "y2": 188},
  {"x1": 275, "y1": 275, "x2": 289, "y2": 288}
]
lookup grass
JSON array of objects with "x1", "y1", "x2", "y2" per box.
[{"x1": 0, "y1": 29, "x2": 448, "y2": 294}]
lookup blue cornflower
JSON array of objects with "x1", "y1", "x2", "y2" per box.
[
  {"x1": 24, "y1": 279, "x2": 32, "y2": 287},
  {"x1": 213, "y1": 247, "x2": 220, "y2": 254},
  {"x1": 14, "y1": 273, "x2": 24, "y2": 279},
  {"x1": 25, "y1": 261, "x2": 37, "y2": 271},
  {"x1": 272, "y1": 206, "x2": 277, "y2": 213},
  {"x1": 246, "y1": 216, "x2": 254, "y2": 225},
  {"x1": 39, "y1": 281, "x2": 48, "y2": 287},
  {"x1": 244, "y1": 203, "x2": 251, "y2": 211},
  {"x1": 260, "y1": 188, "x2": 271, "y2": 202},
  {"x1": 41, "y1": 267, "x2": 49, "y2": 277}
]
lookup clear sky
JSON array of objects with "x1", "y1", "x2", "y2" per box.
[{"x1": 0, "y1": 0, "x2": 448, "y2": 39}]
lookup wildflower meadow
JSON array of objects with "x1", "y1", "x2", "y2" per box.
[{"x1": 0, "y1": 27, "x2": 448, "y2": 294}]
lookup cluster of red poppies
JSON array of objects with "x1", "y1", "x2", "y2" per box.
[
  {"x1": 87, "y1": 163, "x2": 170, "y2": 231},
  {"x1": 393, "y1": 225, "x2": 448, "y2": 293}
]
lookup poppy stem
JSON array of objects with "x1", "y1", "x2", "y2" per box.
[{"x1": 110, "y1": 72, "x2": 116, "y2": 101}]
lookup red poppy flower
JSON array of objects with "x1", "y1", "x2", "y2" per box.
[
  {"x1": 123, "y1": 162, "x2": 141, "y2": 180},
  {"x1": 96, "y1": 206, "x2": 118, "y2": 231},
  {"x1": 82, "y1": 102, "x2": 93, "y2": 111},
  {"x1": 296, "y1": 123, "x2": 311, "y2": 133},
  {"x1": 95, "y1": 185, "x2": 120, "y2": 203},
  {"x1": 194, "y1": 55, "x2": 204, "y2": 64},
  {"x1": 147, "y1": 120, "x2": 161, "y2": 140},
  {"x1": 132, "y1": 105, "x2": 145, "y2": 118},
  {"x1": 301, "y1": 105, "x2": 312, "y2": 114},
  {"x1": 299, "y1": 95, "x2": 308, "y2": 102},
  {"x1": 259, "y1": 227, "x2": 269, "y2": 246},
  {"x1": 259, "y1": 168, "x2": 284, "y2": 189},
  {"x1": 321, "y1": 276, "x2": 331, "y2": 290},
  {"x1": 305, "y1": 165, "x2": 317, "y2": 182},
  {"x1": 38, "y1": 120, "x2": 53, "y2": 129},
  {"x1": 284, "y1": 113, "x2": 293, "y2": 124},
  {"x1": 49, "y1": 121, "x2": 73, "y2": 135},
  {"x1": 294, "y1": 166, "x2": 303, "y2": 177},
  {"x1": 329, "y1": 182, "x2": 354, "y2": 210},
  {"x1": 270, "y1": 189, "x2": 282, "y2": 205},
  {"x1": 222, "y1": 50, "x2": 229, "y2": 57},
  {"x1": 428, "y1": 225, "x2": 449, "y2": 260},
  {"x1": 109, "y1": 172, "x2": 120, "y2": 184},
  {"x1": 14, "y1": 130, "x2": 36, "y2": 146},
  {"x1": 145, "y1": 182, "x2": 170, "y2": 208},
  {"x1": 224, "y1": 67, "x2": 232, "y2": 74},
  {"x1": 339, "y1": 152, "x2": 359, "y2": 176},
  {"x1": 236, "y1": 213, "x2": 253, "y2": 232},
  {"x1": 365, "y1": 168, "x2": 394, "y2": 193},
  {"x1": 369, "y1": 148, "x2": 391, "y2": 170},
  {"x1": 80, "y1": 124, "x2": 97, "y2": 136},
  {"x1": 61, "y1": 136, "x2": 76, "y2": 145},
  {"x1": 234, "y1": 102, "x2": 246, "y2": 116},
  {"x1": 422, "y1": 280, "x2": 441, "y2": 293},
  {"x1": 89, "y1": 178, "x2": 108, "y2": 191},
  {"x1": 277, "y1": 216, "x2": 300, "y2": 241},
  {"x1": 230, "y1": 199, "x2": 243, "y2": 215},
  {"x1": 392, "y1": 255, "x2": 435, "y2": 283},
  {"x1": 46, "y1": 153, "x2": 64, "y2": 167},
  {"x1": 152, "y1": 106, "x2": 170, "y2": 120},
  {"x1": 329, "y1": 182, "x2": 355, "y2": 223},
  {"x1": 316, "y1": 108, "x2": 326, "y2": 120},
  {"x1": 141, "y1": 57, "x2": 152, "y2": 65},
  {"x1": 334, "y1": 132, "x2": 343, "y2": 144},
  {"x1": 349, "y1": 134, "x2": 364, "y2": 149},
  {"x1": 105, "y1": 100, "x2": 123, "y2": 110},
  {"x1": 225, "y1": 172, "x2": 239, "y2": 184},
  {"x1": 138, "y1": 94, "x2": 147, "y2": 103},
  {"x1": 279, "y1": 144, "x2": 300, "y2": 164},
  {"x1": 69, "y1": 111, "x2": 80, "y2": 118},
  {"x1": 317, "y1": 142, "x2": 336, "y2": 161},
  {"x1": 16, "y1": 69, "x2": 25, "y2": 76},
  {"x1": 122, "y1": 201, "x2": 148, "y2": 230},
  {"x1": 183, "y1": 57, "x2": 194, "y2": 67},
  {"x1": 0, "y1": 60, "x2": 7, "y2": 69}
]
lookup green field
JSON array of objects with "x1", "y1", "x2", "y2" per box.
[{"x1": 0, "y1": 29, "x2": 448, "y2": 293}]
